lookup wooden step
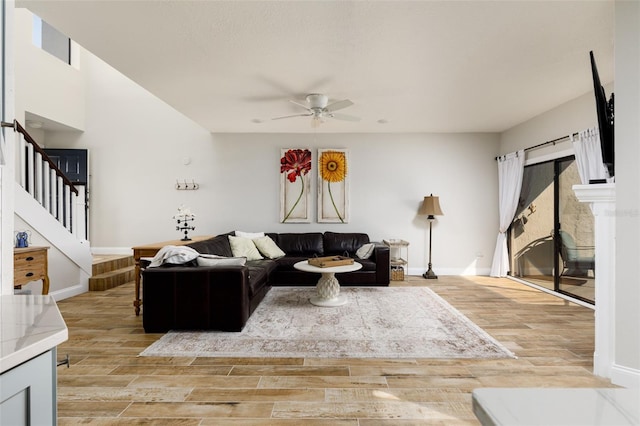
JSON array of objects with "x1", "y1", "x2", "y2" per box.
[
  {"x1": 90, "y1": 255, "x2": 135, "y2": 291},
  {"x1": 89, "y1": 265, "x2": 136, "y2": 291},
  {"x1": 92, "y1": 255, "x2": 134, "y2": 276}
]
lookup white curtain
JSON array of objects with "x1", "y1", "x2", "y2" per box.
[
  {"x1": 490, "y1": 150, "x2": 525, "y2": 277},
  {"x1": 572, "y1": 127, "x2": 609, "y2": 184}
]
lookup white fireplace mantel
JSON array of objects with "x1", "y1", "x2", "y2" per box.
[{"x1": 573, "y1": 183, "x2": 615, "y2": 378}]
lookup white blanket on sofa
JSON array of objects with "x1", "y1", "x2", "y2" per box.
[{"x1": 148, "y1": 245, "x2": 200, "y2": 267}]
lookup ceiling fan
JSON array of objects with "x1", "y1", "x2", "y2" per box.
[{"x1": 272, "y1": 94, "x2": 360, "y2": 127}]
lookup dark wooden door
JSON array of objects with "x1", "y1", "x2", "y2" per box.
[
  {"x1": 44, "y1": 148, "x2": 88, "y2": 184},
  {"x1": 44, "y1": 148, "x2": 89, "y2": 239}
]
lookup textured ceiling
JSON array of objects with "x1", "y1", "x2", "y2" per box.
[{"x1": 19, "y1": 1, "x2": 615, "y2": 133}]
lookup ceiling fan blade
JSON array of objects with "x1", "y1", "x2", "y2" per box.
[
  {"x1": 325, "y1": 99, "x2": 354, "y2": 112},
  {"x1": 329, "y1": 113, "x2": 361, "y2": 122},
  {"x1": 289, "y1": 99, "x2": 311, "y2": 110},
  {"x1": 272, "y1": 113, "x2": 313, "y2": 121}
]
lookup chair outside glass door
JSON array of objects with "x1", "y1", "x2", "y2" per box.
[{"x1": 509, "y1": 156, "x2": 595, "y2": 304}]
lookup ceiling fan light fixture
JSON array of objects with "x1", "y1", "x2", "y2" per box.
[
  {"x1": 272, "y1": 92, "x2": 360, "y2": 126},
  {"x1": 306, "y1": 93, "x2": 328, "y2": 109}
]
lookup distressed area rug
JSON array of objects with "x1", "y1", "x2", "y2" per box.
[{"x1": 140, "y1": 287, "x2": 515, "y2": 359}]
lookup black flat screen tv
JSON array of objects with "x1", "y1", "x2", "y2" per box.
[{"x1": 590, "y1": 50, "x2": 614, "y2": 179}]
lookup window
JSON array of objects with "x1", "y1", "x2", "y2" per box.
[{"x1": 32, "y1": 15, "x2": 70, "y2": 65}]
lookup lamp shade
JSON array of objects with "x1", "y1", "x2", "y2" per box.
[{"x1": 419, "y1": 194, "x2": 443, "y2": 217}]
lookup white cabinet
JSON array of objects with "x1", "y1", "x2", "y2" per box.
[
  {"x1": 0, "y1": 349, "x2": 57, "y2": 425},
  {"x1": 0, "y1": 295, "x2": 68, "y2": 426}
]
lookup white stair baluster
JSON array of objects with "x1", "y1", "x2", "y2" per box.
[
  {"x1": 57, "y1": 176, "x2": 64, "y2": 224},
  {"x1": 18, "y1": 133, "x2": 26, "y2": 188},
  {"x1": 71, "y1": 191, "x2": 78, "y2": 236},
  {"x1": 43, "y1": 162, "x2": 51, "y2": 211},
  {"x1": 35, "y1": 152, "x2": 43, "y2": 204},
  {"x1": 27, "y1": 143, "x2": 35, "y2": 196},
  {"x1": 65, "y1": 185, "x2": 71, "y2": 231},
  {"x1": 50, "y1": 169, "x2": 58, "y2": 217}
]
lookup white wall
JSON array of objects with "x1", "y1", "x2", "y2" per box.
[
  {"x1": 1, "y1": 0, "x2": 16, "y2": 296},
  {"x1": 14, "y1": 9, "x2": 84, "y2": 130},
  {"x1": 500, "y1": 83, "x2": 612, "y2": 161},
  {"x1": 44, "y1": 51, "x2": 501, "y2": 275},
  {"x1": 14, "y1": 216, "x2": 87, "y2": 297},
  {"x1": 613, "y1": 0, "x2": 640, "y2": 387}
]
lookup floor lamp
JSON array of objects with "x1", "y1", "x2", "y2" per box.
[{"x1": 419, "y1": 194, "x2": 443, "y2": 279}]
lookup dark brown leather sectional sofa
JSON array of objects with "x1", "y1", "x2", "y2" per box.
[{"x1": 142, "y1": 231, "x2": 390, "y2": 333}]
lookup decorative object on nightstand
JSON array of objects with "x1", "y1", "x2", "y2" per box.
[
  {"x1": 384, "y1": 239, "x2": 409, "y2": 281},
  {"x1": 173, "y1": 205, "x2": 196, "y2": 241},
  {"x1": 419, "y1": 194, "x2": 443, "y2": 279},
  {"x1": 15, "y1": 230, "x2": 31, "y2": 248}
]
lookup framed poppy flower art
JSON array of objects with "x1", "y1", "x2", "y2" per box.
[
  {"x1": 317, "y1": 148, "x2": 349, "y2": 223},
  {"x1": 280, "y1": 148, "x2": 312, "y2": 223}
]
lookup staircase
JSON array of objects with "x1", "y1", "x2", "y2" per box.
[{"x1": 90, "y1": 255, "x2": 135, "y2": 291}]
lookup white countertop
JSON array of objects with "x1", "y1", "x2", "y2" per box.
[
  {"x1": 473, "y1": 387, "x2": 640, "y2": 426},
  {"x1": 1, "y1": 295, "x2": 68, "y2": 373}
]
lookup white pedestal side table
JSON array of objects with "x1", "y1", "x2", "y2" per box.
[{"x1": 294, "y1": 260, "x2": 362, "y2": 307}]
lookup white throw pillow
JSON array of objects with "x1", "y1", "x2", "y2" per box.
[
  {"x1": 356, "y1": 243, "x2": 375, "y2": 259},
  {"x1": 197, "y1": 255, "x2": 247, "y2": 267},
  {"x1": 252, "y1": 235, "x2": 285, "y2": 259},
  {"x1": 228, "y1": 235, "x2": 263, "y2": 260},
  {"x1": 235, "y1": 231, "x2": 265, "y2": 239}
]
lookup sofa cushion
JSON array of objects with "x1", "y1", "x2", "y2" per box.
[
  {"x1": 252, "y1": 235, "x2": 285, "y2": 259},
  {"x1": 188, "y1": 234, "x2": 233, "y2": 257},
  {"x1": 197, "y1": 255, "x2": 247, "y2": 267},
  {"x1": 277, "y1": 233, "x2": 324, "y2": 256},
  {"x1": 274, "y1": 256, "x2": 310, "y2": 271},
  {"x1": 245, "y1": 259, "x2": 278, "y2": 297},
  {"x1": 356, "y1": 258, "x2": 377, "y2": 271},
  {"x1": 229, "y1": 235, "x2": 264, "y2": 260},
  {"x1": 323, "y1": 232, "x2": 370, "y2": 256},
  {"x1": 356, "y1": 243, "x2": 375, "y2": 259},
  {"x1": 236, "y1": 231, "x2": 265, "y2": 239}
]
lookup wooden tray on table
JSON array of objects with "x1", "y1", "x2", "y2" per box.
[{"x1": 308, "y1": 255, "x2": 354, "y2": 268}]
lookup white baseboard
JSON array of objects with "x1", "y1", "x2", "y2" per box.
[
  {"x1": 50, "y1": 282, "x2": 88, "y2": 302},
  {"x1": 611, "y1": 363, "x2": 640, "y2": 388},
  {"x1": 91, "y1": 247, "x2": 133, "y2": 256},
  {"x1": 407, "y1": 267, "x2": 491, "y2": 276}
]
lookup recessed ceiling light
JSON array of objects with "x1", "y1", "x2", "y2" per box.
[
  {"x1": 377, "y1": 119, "x2": 388, "y2": 124},
  {"x1": 251, "y1": 118, "x2": 263, "y2": 124},
  {"x1": 26, "y1": 120, "x2": 43, "y2": 129}
]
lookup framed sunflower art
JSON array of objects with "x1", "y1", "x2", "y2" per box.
[
  {"x1": 280, "y1": 148, "x2": 312, "y2": 223},
  {"x1": 317, "y1": 148, "x2": 349, "y2": 223}
]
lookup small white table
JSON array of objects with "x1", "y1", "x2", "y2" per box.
[{"x1": 293, "y1": 260, "x2": 362, "y2": 307}]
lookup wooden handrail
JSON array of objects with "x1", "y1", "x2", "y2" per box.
[{"x1": 13, "y1": 120, "x2": 78, "y2": 195}]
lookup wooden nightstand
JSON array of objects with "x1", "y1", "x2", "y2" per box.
[{"x1": 14, "y1": 246, "x2": 50, "y2": 295}]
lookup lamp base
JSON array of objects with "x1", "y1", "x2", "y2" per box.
[{"x1": 423, "y1": 264, "x2": 438, "y2": 279}]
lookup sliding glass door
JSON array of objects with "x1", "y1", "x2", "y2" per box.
[
  {"x1": 509, "y1": 156, "x2": 595, "y2": 304},
  {"x1": 557, "y1": 158, "x2": 595, "y2": 302}
]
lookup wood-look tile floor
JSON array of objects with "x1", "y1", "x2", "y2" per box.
[{"x1": 55, "y1": 275, "x2": 615, "y2": 425}]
